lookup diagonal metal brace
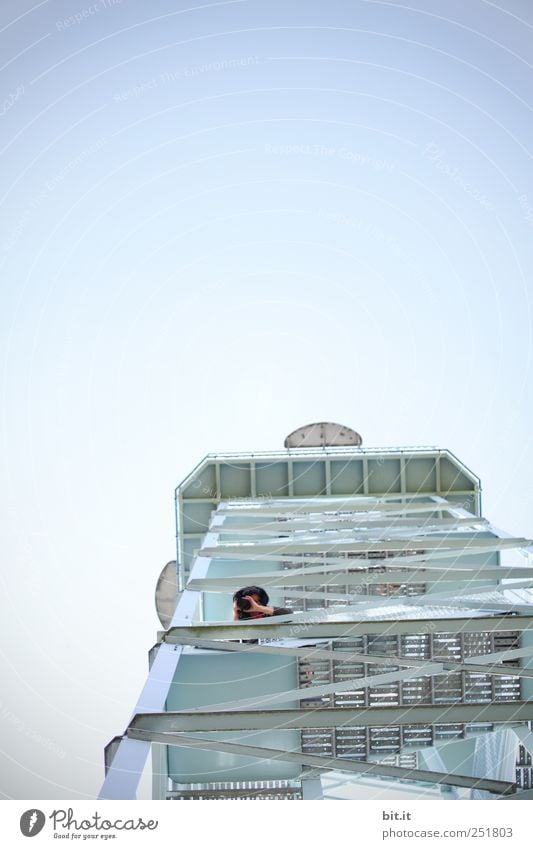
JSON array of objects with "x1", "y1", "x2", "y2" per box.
[{"x1": 127, "y1": 728, "x2": 515, "y2": 796}]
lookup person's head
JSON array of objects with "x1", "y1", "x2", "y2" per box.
[{"x1": 233, "y1": 585, "x2": 269, "y2": 612}]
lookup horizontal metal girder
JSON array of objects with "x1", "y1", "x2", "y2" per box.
[
  {"x1": 216, "y1": 516, "x2": 476, "y2": 532},
  {"x1": 500, "y1": 788, "x2": 533, "y2": 800},
  {"x1": 187, "y1": 566, "x2": 533, "y2": 591},
  {"x1": 213, "y1": 519, "x2": 485, "y2": 537},
  {"x1": 193, "y1": 549, "x2": 504, "y2": 569},
  {"x1": 181, "y1": 593, "x2": 532, "y2": 634},
  {"x1": 175, "y1": 663, "x2": 443, "y2": 713},
  {"x1": 164, "y1": 614, "x2": 533, "y2": 642},
  {"x1": 217, "y1": 499, "x2": 456, "y2": 516},
  {"x1": 439, "y1": 599, "x2": 533, "y2": 616},
  {"x1": 238, "y1": 588, "x2": 528, "y2": 627},
  {"x1": 198, "y1": 544, "x2": 528, "y2": 565},
  {"x1": 199, "y1": 537, "x2": 531, "y2": 557},
  {"x1": 130, "y1": 701, "x2": 533, "y2": 733},
  {"x1": 164, "y1": 636, "x2": 533, "y2": 679},
  {"x1": 328, "y1": 580, "x2": 533, "y2": 612},
  {"x1": 202, "y1": 581, "x2": 533, "y2": 606},
  {"x1": 127, "y1": 729, "x2": 514, "y2": 796},
  {"x1": 188, "y1": 573, "x2": 527, "y2": 591}
]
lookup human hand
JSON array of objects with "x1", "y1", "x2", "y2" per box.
[
  {"x1": 242, "y1": 595, "x2": 261, "y2": 612},
  {"x1": 233, "y1": 596, "x2": 262, "y2": 618}
]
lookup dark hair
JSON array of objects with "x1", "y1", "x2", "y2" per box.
[{"x1": 233, "y1": 586, "x2": 269, "y2": 606}]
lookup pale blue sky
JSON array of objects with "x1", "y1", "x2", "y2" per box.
[{"x1": 1, "y1": 0, "x2": 533, "y2": 799}]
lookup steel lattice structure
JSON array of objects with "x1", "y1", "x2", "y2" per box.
[{"x1": 100, "y1": 445, "x2": 533, "y2": 800}]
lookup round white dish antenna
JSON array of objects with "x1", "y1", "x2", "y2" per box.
[{"x1": 284, "y1": 422, "x2": 363, "y2": 448}]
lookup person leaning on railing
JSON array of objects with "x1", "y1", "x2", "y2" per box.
[{"x1": 232, "y1": 586, "x2": 293, "y2": 621}]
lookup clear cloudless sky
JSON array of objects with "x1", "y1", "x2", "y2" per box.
[{"x1": 1, "y1": 0, "x2": 533, "y2": 799}]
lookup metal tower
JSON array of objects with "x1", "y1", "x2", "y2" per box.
[{"x1": 100, "y1": 426, "x2": 533, "y2": 800}]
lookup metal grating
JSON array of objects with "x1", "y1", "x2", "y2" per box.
[
  {"x1": 282, "y1": 549, "x2": 427, "y2": 612},
  {"x1": 168, "y1": 779, "x2": 302, "y2": 800},
  {"x1": 298, "y1": 630, "x2": 521, "y2": 762},
  {"x1": 516, "y1": 745, "x2": 533, "y2": 790}
]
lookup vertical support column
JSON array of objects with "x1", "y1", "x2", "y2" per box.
[
  {"x1": 175, "y1": 488, "x2": 184, "y2": 592},
  {"x1": 251, "y1": 461, "x2": 257, "y2": 498},
  {"x1": 288, "y1": 459, "x2": 294, "y2": 497},
  {"x1": 215, "y1": 462, "x2": 221, "y2": 502},
  {"x1": 99, "y1": 537, "x2": 219, "y2": 799},
  {"x1": 325, "y1": 459, "x2": 331, "y2": 496},
  {"x1": 151, "y1": 743, "x2": 168, "y2": 800},
  {"x1": 400, "y1": 455, "x2": 406, "y2": 498},
  {"x1": 362, "y1": 457, "x2": 369, "y2": 496},
  {"x1": 98, "y1": 643, "x2": 184, "y2": 799}
]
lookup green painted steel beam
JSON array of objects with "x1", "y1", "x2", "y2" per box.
[
  {"x1": 500, "y1": 789, "x2": 533, "y2": 800},
  {"x1": 216, "y1": 516, "x2": 473, "y2": 532},
  {"x1": 193, "y1": 548, "x2": 507, "y2": 568},
  {"x1": 190, "y1": 582, "x2": 533, "y2": 611},
  {"x1": 187, "y1": 566, "x2": 533, "y2": 591},
  {"x1": 210, "y1": 518, "x2": 482, "y2": 540},
  {"x1": 199, "y1": 537, "x2": 531, "y2": 557},
  {"x1": 163, "y1": 636, "x2": 533, "y2": 680},
  {"x1": 224, "y1": 582, "x2": 533, "y2": 606},
  {"x1": 216, "y1": 517, "x2": 468, "y2": 533},
  {"x1": 130, "y1": 701, "x2": 533, "y2": 733},
  {"x1": 127, "y1": 729, "x2": 514, "y2": 796},
  {"x1": 164, "y1": 614, "x2": 533, "y2": 642},
  {"x1": 174, "y1": 663, "x2": 443, "y2": 713},
  {"x1": 216, "y1": 499, "x2": 458, "y2": 516},
  {"x1": 198, "y1": 543, "x2": 528, "y2": 564}
]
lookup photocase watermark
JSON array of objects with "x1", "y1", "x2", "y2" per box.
[
  {"x1": 113, "y1": 56, "x2": 260, "y2": 102},
  {"x1": 288, "y1": 607, "x2": 329, "y2": 639},
  {"x1": 191, "y1": 479, "x2": 275, "y2": 504},
  {"x1": 19, "y1": 807, "x2": 159, "y2": 838},
  {"x1": 0, "y1": 698, "x2": 66, "y2": 759},
  {"x1": 1, "y1": 137, "x2": 107, "y2": 255},
  {"x1": 422, "y1": 142, "x2": 495, "y2": 211},
  {"x1": 1, "y1": 84, "x2": 25, "y2": 117},
  {"x1": 50, "y1": 808, "x2": 158, "y2": 833},
  {"x1": 20, "y1": 809, "x2": 46, "y2": 837},
  {"x1": 264, "y1": 143, "x2": 395, "y2": 172},
  {"x1": 316, "y1": 209, "x2": 429, "y2": 286},
  {"x1": 518, "y1": 193, "x2": 533, "y2": 228},
  {"x1": 55, "y1": 0, "x2": 123, "y2": 30}
]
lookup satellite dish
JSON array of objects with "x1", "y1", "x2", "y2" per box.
[
  {"x1": 284, "y1": 422, "x2": 363, "y2": 448},
  {"x1": 155, "y1": 560, "x2": 179, "y2": 628}
]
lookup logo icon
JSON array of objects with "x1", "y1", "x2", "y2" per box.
[{"x1": 20, "y1": 810, "x2": 46, "y2": 837}]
